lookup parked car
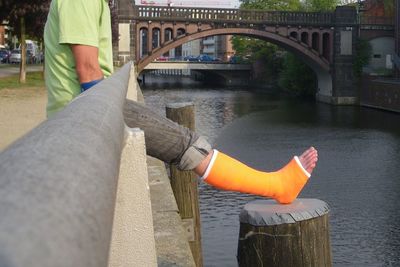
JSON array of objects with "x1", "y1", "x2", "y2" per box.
[
  {"x1": 9, "y1": 49, "x2": 34, "y2": 64},
  {"x1": 25, "y1": 40, "x2": 39, "y2": 63},
  {"x1": 155, "y1": 56, "x2": 168, "y2": 62},
  {"x1": 168, "y1": 56, "x2": 183, "y2": 61},
  {"x1": 9, "y1": 49, "x2": 21, "y2": 64},
  {"x1": 229, "y1": 55, "x2": 239, "y2": 64},
  {"x1": 197, "y1": 54, "x2": 216, "y2": 62},
  {"x1": 0, "y1": 49, "x2": 10, "y2": 63},
  {"x1": 184, "y1": 55, "x2": 199, "y2": 62}
]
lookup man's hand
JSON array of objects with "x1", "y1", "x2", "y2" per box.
[{"x1": 71, "y1": 44, "x2": 104, "y2": 83}]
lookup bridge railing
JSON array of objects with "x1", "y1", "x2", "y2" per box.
[
  {"x1": 134, "y1": 5, "x2": 334, "y2": 26},
  {"x1": 0, "y1": 63, "x2": 157, "y2": 267},
  {"x1": 360, "y1": 15, "x2": 395, "y2": 26}
]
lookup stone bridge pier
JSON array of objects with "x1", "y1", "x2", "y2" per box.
[
  {"x1": 320, "y1": 7, "x2": 359, "y2": 105},
  {"x1": 116, "y1": 0, "x2": 359, "y2": 105}
]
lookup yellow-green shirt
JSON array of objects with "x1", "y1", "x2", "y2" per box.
[{"x1": 44, "y1": 0, "x2": 114, "y2": 117}]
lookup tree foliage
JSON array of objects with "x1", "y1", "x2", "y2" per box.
[
  {"x1": 239, "y1": 0, "x2": 303, "y2": 11},
  {"x1": 232, "y1": 0, "x2": 304, "y2": 82},
  {"x1": 232, "y1": 37, "x2": 283, "y2": 80},
  {"x1": 353, "y1": 38, "x2": 372, "y2": 77},
  {"x1": 232, "y1": 0, "x2": 342, "y2": 96},
  {"x1": 303, "y1": 0, "x2": 340, "y2": 12},
  {"x1": 0, "y1": 0, "x2": 50, "y2": 40},
  {"x1": 0, "y1": 0, "x2": 50, "y2": 83},
  {"x1": 278, "y1": 53, "x2": 317, "y2": 96}
]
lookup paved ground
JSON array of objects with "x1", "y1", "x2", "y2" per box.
[
  {"x1": 0, "y1": 64, "x2": 47, "y2": 150},
  {"x1": 0, "y1": 87, "x2": 46, "y2": 150},
  {"x1": 0, "y1": 64, "x2": 44, "y2": 78}
]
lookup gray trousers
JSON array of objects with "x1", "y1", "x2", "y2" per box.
[{"x1": 123, "y1": 100, "x2": 212, "y2": 170}]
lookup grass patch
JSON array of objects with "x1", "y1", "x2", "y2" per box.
[{"x1": 0, "y1": 71, "x2": 45, "y2": 90}]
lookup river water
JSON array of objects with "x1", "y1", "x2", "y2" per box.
[{"x1": 142, "y1": 77, "x2": 400, "y2": 266}]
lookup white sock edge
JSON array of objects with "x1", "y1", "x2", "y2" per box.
[
  {"x1": 201, "y1": 149, "x2": 219, "y2": 180},
  {"x1": 294, "y1": 156, "x2": 311, "y2": 178}
]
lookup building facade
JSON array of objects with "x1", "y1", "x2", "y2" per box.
[
  {"x1": 199, "y1": 35, "x2": 234, "y2": 61},
  {"x1": 361, "y1": 0, "x2": 397, "y2": 74},
  {"x1": 182, "y1": 39, "x2": 201, "y2": 58},
  {"x1": 0, "y1": 25, "x2": 6, "y2": 48}
]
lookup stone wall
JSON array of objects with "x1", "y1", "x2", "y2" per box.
[{"x1": 360, "y1": 76, "x2": 400, "y2": 112}]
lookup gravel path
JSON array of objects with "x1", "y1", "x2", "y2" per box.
[{"x1": 0, "y1": 87, "x2": 46, "y2": 150}]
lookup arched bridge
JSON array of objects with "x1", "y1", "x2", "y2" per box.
[
  {"x1": 117, "y1": 0, "x2": 359, "y2": 104},
  {"x1": 132, "y1": 6, "x2": 338, "y2": 72}
]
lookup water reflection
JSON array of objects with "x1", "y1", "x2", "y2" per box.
[{"x1": 142, "y1": 84, "x2": 400, "y2": 267}]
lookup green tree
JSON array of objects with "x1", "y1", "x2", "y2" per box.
[
  {"x1": 240, "y1": 0, "x2": 303, "y2": 11},
  {"x1": 233, "y1": 0, "x2": 343, "y2": 96},
  {"x1": 303, "y1": 0, "x2": 340, "y2": 11},
  {"x1": 353, "y1": 38, "x2": 372, "y2": 77},
  {"x1": 0, "y1": 0, "x2": 50, "y2": 83},
  {"x1": 278, "y1": 53, "x2": 317, "y2": 97},
  {"x1": 232, "y1": 0, "x2": 303, "y2": 83},
  {"x1": 281, "y1": 0, "x2": 339, "y2": 95}
]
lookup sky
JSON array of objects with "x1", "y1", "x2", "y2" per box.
[{"x1": 136, "y1": 0, "x2": 241, "y2": 8}]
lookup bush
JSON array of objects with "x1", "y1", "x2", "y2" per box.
[
  {"x1": 353, "y1": 38, "x2": 372, "y2": 77},
  {"x1": 278, "y1": 53, "x2": 317, "y2": 97}
]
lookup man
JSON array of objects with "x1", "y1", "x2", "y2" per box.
[{"x1": 44, "y1": 0, "x2": 318, "y2": 204}]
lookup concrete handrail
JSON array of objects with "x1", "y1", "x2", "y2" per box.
[{"x1": 0, "y1": 62, "x2": 150, "y2": 267}]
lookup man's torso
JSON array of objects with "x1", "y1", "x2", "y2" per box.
[{"x1": 44, "y1": 0, "x2": 113, "y2": 116}]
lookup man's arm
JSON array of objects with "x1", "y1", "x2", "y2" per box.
[{"x1": 71, "y1": 44, "x2": 103, "y2": 84}]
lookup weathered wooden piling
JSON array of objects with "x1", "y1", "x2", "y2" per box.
[
  {"x1": 166, "y1": 102, "x2": 203, "y2": 267},
  {"x1": 237, "y1": 198, "x2": 332, "y2": 267}
]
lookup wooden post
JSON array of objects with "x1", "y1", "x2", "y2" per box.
[
  {"x1": 237, "y1": 198, "x2": 332, "y2": 267},
  {"x1": 166, "y1": 103, "x2": 203, "y2": 267}
]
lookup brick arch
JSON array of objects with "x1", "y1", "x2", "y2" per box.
[{"x1": 137, "y1": 28, "x2": 331, "y2": 73}]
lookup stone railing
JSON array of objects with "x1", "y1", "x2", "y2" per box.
[
  {"x1": 0, "y1": 63, "x2": 158, "y2": 267},
  {"x1": 360, "y1": 15, "x2": 395, "y2": 26},
  {"x1": 134, "y1": 5, "x2": 335, "y2": 26}
]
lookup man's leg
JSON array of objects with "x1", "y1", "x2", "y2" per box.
[
  {"x1": 124, "y1": 100, "x2": 318, "y2": 204},
  {"x1": 124, "y1": 99, "x2": 211, "y2": 170},
  {"x1": 200, "y1": 147, "x2": 318, "y2": 204}
]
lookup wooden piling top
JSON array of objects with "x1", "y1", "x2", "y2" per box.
[
  {"x1": 166, "y1": 102, "x2": 194, "y2": 109},
  {"x1": 239, "y1": 198, "x2": 330, "y2": 226}
]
